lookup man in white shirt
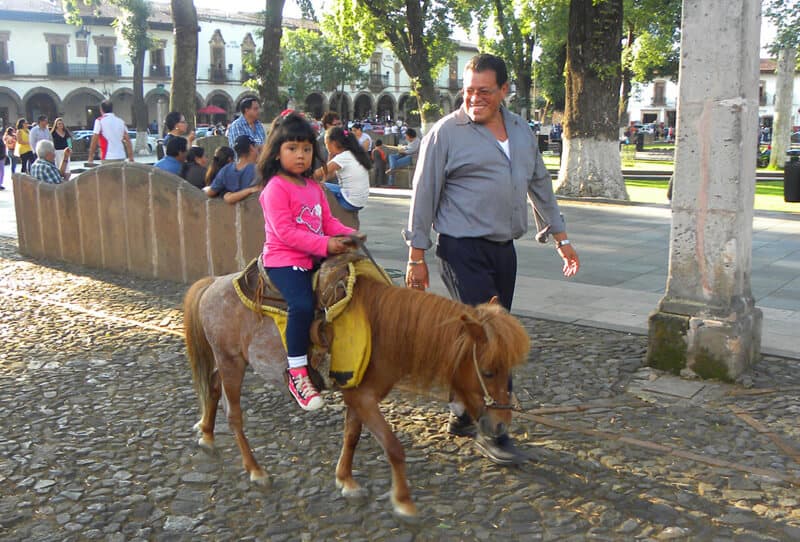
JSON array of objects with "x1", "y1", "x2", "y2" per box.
[
  {"x1": 29, "y1": 116, "x2": 53, "y2": 157},
  {"x1": 87, "y1": 100, "x2": 134, "y2": 164}
]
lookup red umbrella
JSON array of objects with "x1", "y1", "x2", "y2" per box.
[{"x1": 197, "y1": 105, "x2": 226, "y2": 115}]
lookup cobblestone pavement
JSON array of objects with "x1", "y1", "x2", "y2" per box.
[{"x1": 1, "y1": 236, "x2": 799, "y2": 541}]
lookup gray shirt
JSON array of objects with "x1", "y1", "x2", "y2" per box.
[{"x1": 403, "y1": 107, "x2": 565, "y2": 250}]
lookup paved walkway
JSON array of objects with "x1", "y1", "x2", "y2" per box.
[
  {"x1": 363, "y1": 188, "x2": 800, "y2": 360},
  {"x1": 1, "y1": 171, "x2": 799, "y2": 540}
]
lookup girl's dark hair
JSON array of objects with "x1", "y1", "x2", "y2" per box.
[
  {"x1": 325, "y1": 126, "x2": 372, "y2": 170},
  {"x1": 205, "y1": 145, "x2": 235, "y2": 186},
  {"x1": 164, "y1": 111, "x2": 183, "y2": 132},
  {"x1": 181, "y1": 146, "x2": 205, "y2": 179},
  {"x1": 186, "y1": 145, "x2": 205, "y2": 163},
  {"x1": 16, "y1": 119, "x2": 26, "y2": 130},
  {"x1": 257, "y1": 111, "x2": 321, "y2": 183},
  {"x1": 5, "y1": 127, "x2": 15, "y2": 136}
]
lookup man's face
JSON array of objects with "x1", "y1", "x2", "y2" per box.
[
  {"x1": 244, "y1": 102, "x2": 260, "y2": 122},
  {"x1": 38, "y1": 119, "x2": 48, "y2": 129},
  {"x1": 463, "y1": 69, "x2": 509, "y2": 125}
]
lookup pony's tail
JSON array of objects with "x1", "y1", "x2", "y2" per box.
[{"x1": 184, "y1": 277, "x2": 216, "y2": 415}]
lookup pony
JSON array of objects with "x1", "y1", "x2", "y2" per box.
[{"x1": 183, "y1": 267, "x2": 531, "y2": 517}]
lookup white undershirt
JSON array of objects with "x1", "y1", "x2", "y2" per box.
[{"x1": 497, "y1": 138, "x2": 510, "y2": 159}]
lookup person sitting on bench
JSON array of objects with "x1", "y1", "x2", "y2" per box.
[{"x1": 384, "y1": 128, "x2": 419, "y2": 186}]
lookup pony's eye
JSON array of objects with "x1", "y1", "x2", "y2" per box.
[{"x1": 481, "y1": 371, "x2": 494, "y2": 378}]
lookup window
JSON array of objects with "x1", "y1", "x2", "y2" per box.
[
  {"x1": 759, "y1": 80, "x2": 766, "y2": 106},
  {"x1": 76, "y1": 39, "x2": 88, "y2": 58},
  {"x1": 0, "y1": 32, "x2": 9, "y2": 63},
  {"x1": 45, "y1": 33, "x2": 69, "y2": 64},
  {"x1": 210, "y1": 29, "x2": 226, "y2": 69},
  {"x1": 653, "y1": 82, "x2": 666, "y2": 106}
]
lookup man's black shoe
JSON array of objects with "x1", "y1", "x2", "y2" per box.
[
  {"x1": 447, "y1": 412, "x2": 477, "y2": 437},
  {"x1": 474, "y1": 433, "x2": 527, "y2": 465}
]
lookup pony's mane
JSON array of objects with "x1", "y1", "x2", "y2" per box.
[{"x1": 353, "y1": 277, "x2": 531, "y2": 391}]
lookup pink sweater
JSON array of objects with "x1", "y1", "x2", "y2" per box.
[{"x1": 260, "y1": 175, "x2": 354, "y2": 269}]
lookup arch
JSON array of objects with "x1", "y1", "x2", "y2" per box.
[
  {"x1": 397, "y1": 93, "x2": 419, "y2": 126},
  {"x1": 234, "y1": 90, "x2": 259, "y2": 114},
  {"x1": 353, "y1": 93, "x2": 374, "y2": 120},
  {"x1": 304, "y1": 93, "x2": 325, "y2": 120},
  {"x1": 62, "y1": 87, "x2": 105, "y2": 129},
  {"x1": 205, "y1": 89, "x2": 234, "y2": 109},
  {"x1": 376, "y1": 94, "x2": 395, "y2": 122},
  {"x1": 145, "y1": 87, "x2": 171, "y2": 104},
  {"x1": 0, "y1": 87, "x2": 24, "y2": 127},
  {"x1": 108, "y1": 88, "x2": 135, "y2": 125},
  {"x1": 23, "y1": 87, "x2": 62, "y2": 121},
  {"x1": 328, "y1": 91, "x2": 351, "y2": 122},
  {"x1": 110, "y1": 87, "x2": 133, "y2": 102},
  {"x1": 63, "y1": 87, "x2": 105, "y2": 105}
]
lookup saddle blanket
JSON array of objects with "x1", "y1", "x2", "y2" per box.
[{"x1": 233, "y1": 257, "x2": 391, "y2": 388}]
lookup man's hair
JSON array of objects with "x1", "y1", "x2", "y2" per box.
[
  {"x1": 321, "y1": 111, "x2": 340, "y2": 128},
  {"x1": 100, "y1": 100, "x2": 113, "y2": 114},
  {"x1": 36, "y1": 139, "x2": 55, "y2": 157},
  {"x1": 164, "y1": 111, "x2": 183, "y2": 131},
  {"x1": 240, "y1": 97, "x2": 259, "y2": 114},
  {"x1": 165, "y1": 136, "x2": 188, "y2": 157},
  {"x1": 406, "y1": 128, "x2": 417, "y2": 138},
  {"x1": 37, "y1": 115, "x2": 48, "y2": 123},
  {"x1": 465, "y1": 53, "x2": 508, "y2": 87}
]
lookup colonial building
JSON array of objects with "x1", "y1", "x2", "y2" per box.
[
  {"x1": 627, "y1": 59, "x2": 800, "y2": 131},
  {"x1": 0, "y1": 0, "x2": 477, "y2": 131}
]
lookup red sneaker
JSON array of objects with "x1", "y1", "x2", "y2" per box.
[{"x1": 287, "y1": 367, "x2": 324, "y2": 411}]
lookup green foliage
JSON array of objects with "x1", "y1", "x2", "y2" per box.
[
  {"x1": 622, "y1": 0, "x2": 681, "y2": 83},
  {"x1": 279, "y1": 28, "x2": 367, "y2": 101},
  {"x1": 535, "y1": 1, "x2": 569, "y2": 112},
  {"x1": 765, "y1": 0, "x2": 800, "y2": 52}
]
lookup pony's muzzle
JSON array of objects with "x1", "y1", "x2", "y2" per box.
[{"x1": 478, "y1": 414, "x2": 508, "y2": 438}]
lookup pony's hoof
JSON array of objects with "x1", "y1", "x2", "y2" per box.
[
  {"x1": 197, "y1": 436, "x2": 215, "y2": 449},
  {"x1": 392, "y1": 499, "x2": 418, "y2": 519},
  {"x1": 336, "y1": 479, "x2": 367, "y2": 499},
  {"x1": 250, "y1": 469, "x2": 270, "y2": 486}
]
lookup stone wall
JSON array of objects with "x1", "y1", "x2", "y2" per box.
[{"x1": 13, "y1": 162, "x2": 358, "y2": 283}]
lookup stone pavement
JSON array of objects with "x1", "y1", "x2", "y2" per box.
[{"x1": 1, "y1": 173, "x2": 800, "y2": 540}]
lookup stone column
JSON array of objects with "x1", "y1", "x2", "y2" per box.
[{"x1": 647, "y1": 0, "x2": 762, "y2": 381}]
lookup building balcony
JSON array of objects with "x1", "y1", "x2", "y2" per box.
[
  {"x1": 47, "y1": 62, "x2": 122, "y2": 78},
  {"x1": 368, "y1": 73, "x2": 389, "y2": 91},
  {"x1": 149, "y1": 65, "x2": 171, "y2": 78},
  {"x1": 651, "y1": 97, "x2": 666, "y2": 106},
  {"x1": 0, "y1": 60, "x2": 13, "y2": 76},
  {"x1": 209, "y1": 66, "x2": 229, "y2": 82}
]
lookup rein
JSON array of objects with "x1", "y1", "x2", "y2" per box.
[{"x1": 471, "y1": 344, "x2": 520, "y2": 411}]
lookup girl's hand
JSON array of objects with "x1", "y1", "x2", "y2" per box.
[{"x1": 327, "y1": 236, "x2": 350, "y2": 255}]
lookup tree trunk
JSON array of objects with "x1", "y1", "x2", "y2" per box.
[
  {"x1": 769, "y1": 46, "x2": 797, "y2": 170},
  {"x1": 132, "y1": 46, "x2": 149, "y2": 155},
  {"x1": 556, "y1": 0, "x2": 628, "y2": 199},
  {"x1": 404, "y1": 1, "x2": 439, "y2": 132},
  {"x1": 170, "y1": 0, "x2": 198, "y2": 131},
  {"x1": 619, "y1": 27, "x2": 635, "y2": 127},
  {"x1": 259, "y1": 0, "x2": 286, "y2": 122}
]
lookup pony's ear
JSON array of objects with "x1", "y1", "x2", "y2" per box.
[
  {"x1": 488, "y1": 296, "x2": 499, "y2": 305},
  {"x1": 460, "y1": 313, "x2": 488, "y2": 344}
]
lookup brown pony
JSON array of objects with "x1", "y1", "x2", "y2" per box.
[{"x1": 183, "y1": 270, "x2": 530, "y2": 517}]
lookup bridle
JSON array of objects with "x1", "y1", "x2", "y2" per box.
[{"x1": 471, "y1": 343, "x2": 520, "y2": 411}]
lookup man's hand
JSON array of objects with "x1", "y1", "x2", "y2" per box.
[
  {"x1": 558, "y1": 243, "x2": 580, "y2": 277},
  {"x1": 405, "y1": 261, "x2": 429, "y2": 291}
]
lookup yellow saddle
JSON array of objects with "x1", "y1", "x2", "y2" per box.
[{"x1": 232, "y1": 253, "x2": 392, "y2": 388}]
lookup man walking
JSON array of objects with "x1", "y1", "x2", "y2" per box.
[
  {"x1": 87, "y1": 100, "x2": 134, "y2": 164},
  {"x1": 227, "y1": 97, "x2": 265, "y2": 150},
  {"x1": 403, "y1": 54, "x2": 580, "y2": 465},
  {"x1": 29, "y1": 116, "x2": 52, "y2": 157}
]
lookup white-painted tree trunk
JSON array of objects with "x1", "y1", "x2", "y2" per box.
[
  {"x1": 555, "y1": 137, "x2": 629, "y2": 199},
  {"x1": 769, "y1": 46, "x2": 797, "y2": 169},
  {"x1": 135, "y1": 129, "x2": 149, "y2": 156}
]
